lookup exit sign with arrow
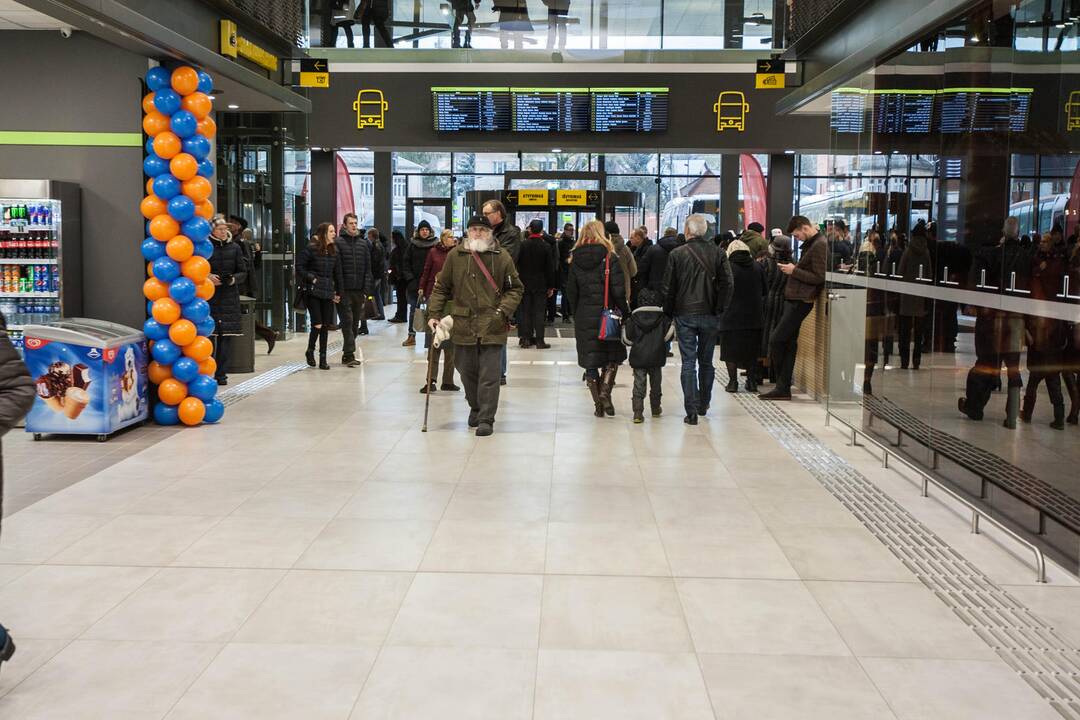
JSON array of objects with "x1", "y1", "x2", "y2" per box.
[{"x1": 299, "y1": 58, "x2": 330, "y2": 88}]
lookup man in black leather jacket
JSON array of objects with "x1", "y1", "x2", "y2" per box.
[
  {"x1": 662, "y1": 213, "x2": 734, "y2": 425},
  {"x1": 0, "y1": 311, "x2": 34, "y2": 673}
]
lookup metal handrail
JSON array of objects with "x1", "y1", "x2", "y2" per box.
[{"x1": 825, "y1": 410, "x2": 1047, "y2": 583}]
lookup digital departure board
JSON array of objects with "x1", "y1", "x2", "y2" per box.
[
  {"x1": 432, "y1": 87, "x2": 511, "y2": 132},
  {"x1": 938, "y1": 88, "x2": 1031, "y2": 133},
  {"x1": 511, "y1": 88, "x2": 590, "y2": 132},
  {"x1": 831, "y1": 91, "x2": 866, "y2": 134},
  {"x1": 873, "y1": 92, "x2": 934, "y2": 134},
  {"x1": 591, "y1": 88, "x2": 669, "y2": 132}
]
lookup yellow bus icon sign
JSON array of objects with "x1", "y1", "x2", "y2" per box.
[
  {"x1": 1068, "y1": 91, "x2": 1080, "y2": 131},
  {"x1": 354, "y1": 89, "x2": 388, "y2": 130},
  {"x1": 714, "y1": 91, "x2": 750, "y2": 132}
]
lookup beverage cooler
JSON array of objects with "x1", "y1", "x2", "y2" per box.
[{"x1": 0, "y1": 180, "x2": 82, "y2": 356}]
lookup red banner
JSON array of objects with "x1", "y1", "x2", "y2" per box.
[
  {"x1": 335, "y1": 152, "x2": 355, "y2": 225},
  {"x1": 740, "y1": 154, "x2": 767, "y2": 228}
]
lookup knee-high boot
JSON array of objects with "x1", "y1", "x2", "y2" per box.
[
  {"x1": 306, "y1": 328, "x2": 318, "y2": 367},
  {"x1": 1002, "y1": 385, "x2": 1020, "y2": 429},
  {"x1": 318, "y1": 327, "x2": 330, "y2": 370},
  {"x1": 586, "y1": 378, "x2": 604, "y2": 417},
  {"x1": 724, "y1": 363, "x2": 738, "y2": 392},
  {"x1": 1065, "y1": 372, "x2": 1080, "y2": 424},
  {"x1": 599, "y1": 363, "x2": 617, "y2": 416}
]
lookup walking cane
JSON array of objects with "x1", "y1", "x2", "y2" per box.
[{"x1": 421, "y1": 341, "x2": 435, "y2": 433}]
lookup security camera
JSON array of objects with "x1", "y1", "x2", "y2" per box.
[{"x1": 59, "y1": 26, "x2": 73, "y2": 38}]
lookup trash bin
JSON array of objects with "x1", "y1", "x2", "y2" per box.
[
  {"x1": 22, "y1": 318, "x2": 149, "y2": 441},
  {"x1": 227, "y1": 295, "x2": 255, "y2": 374}
]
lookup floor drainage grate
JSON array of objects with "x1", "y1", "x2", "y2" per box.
[{"x1": 719, "y1": 370, "x2": 1080, "y2": 719}]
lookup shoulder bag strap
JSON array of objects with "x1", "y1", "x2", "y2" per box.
[
  {"x1": 686, "y1": 244, "x2": 715, "y2": 280},
  {"x1": 470, "y1": 250, "x2": 501, "y2": 296},
  {"x1": 603, "y1": 252, "x2": 611, "y2": 310}
]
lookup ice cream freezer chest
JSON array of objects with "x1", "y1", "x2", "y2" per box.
[{"x1": 22, "y1": 319, "x2": 148, "y2": 441}]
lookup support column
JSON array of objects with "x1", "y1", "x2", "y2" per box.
[
  {"x1": 719, "y1": 154, "x2": 741, "y2": 234},
  {"x1": 374, "y1": 151, "x2": 393, "y2": 236},
  {"x1": 767, "y1": 152, "x2": 795, "y2": 233},
  {"x1": 310, "y1": 149, "x2": 335, "y2": 232}
]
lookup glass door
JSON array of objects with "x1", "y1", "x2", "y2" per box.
[{"x1": 405, "y1": 197, "x2": 451, "y2": 237}]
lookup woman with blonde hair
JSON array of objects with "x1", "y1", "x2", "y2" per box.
[{"x1": 566, "y1": 220, "x2": 628, "y2": 416}]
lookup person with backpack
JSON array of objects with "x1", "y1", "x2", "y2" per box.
[
  {"x1": 622, "y1": 287, "x2": 674, "y2": 424},
  {"x1": 662, "y1": 214, "x2": 733, "y2": 424},
  {"x1": 0, "y1": 311, "x2": 36, "y2": 674}
]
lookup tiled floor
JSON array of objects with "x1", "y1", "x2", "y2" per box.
[{"x1": 0, "y1": 317, "x2": 1075, "y2": 719}]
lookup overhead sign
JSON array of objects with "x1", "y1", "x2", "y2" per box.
[
  {"x1": 220, "y1": 19, "x2": 278, "y2": 72},
  {"x1": 299, "y1": 58, "x2": 330, "y2": 88},
  {"x1": 353, "y1": 89, "x2": 388, "y2": 130},
  {"x1": 714, "y1": 91, "x2": 750, "y2": 132},
  {"x1": 518, "y1": 189, "x2": 549, "y2": 206},
  {"x1": 755, "y1": 58, "x2": 786, "y2": 90},
  {"x1": 556, "y1": 190, "x2": 588, "y2": 206}
]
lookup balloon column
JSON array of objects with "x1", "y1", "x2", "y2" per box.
[{"x1": 141, "y1": 65, "x2": 225, "y2": 427}]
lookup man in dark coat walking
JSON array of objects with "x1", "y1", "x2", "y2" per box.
[
  {"x1": 209, "y1": 217, "x2": 249, "y2": 386},
  {"x1": 336, "y1": 213, "x2": 375, "y2": 367},
  {"x1": 0, "y1": 311, "x2": 36, "y2": 672},
  {"x1": 517, "y1": 219, "x2": 557, "y2": 348},
  {"x1": 557, "y1": 223, "x2": 575, "y2": 321}
]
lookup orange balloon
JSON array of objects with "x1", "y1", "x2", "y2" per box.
[
  {"x1": 195, "y1": 279, "x2": 216, "y2": 301},
  {"x1": 147, "y1": 261, "x2": 154, "y2": 277},
  {"x1": 194, "y1": 200, "x2": 214, "y2": 220},
  {"x1": 181, "y1": 255, "x2": 211, "y2": 284},
  {"x1": 140, "y1": 194, "x2": 166, "y2": 220},
  {"x1": 158, "y1": 378, "x2": 188, "y2": 406},
  {"x1": 198, "y1": 357, "x2": 217, "y2": 377},
  {"x1": 182, "y1": 176, "x2": 212, "y2": 203},
  {"x1": 169, "y1": 319, "x2": 198, "y2": 346},
  {"x1": 181, "y1": 92, "x2": 212, "y2": 120},
  {"x1": 196, "y1": 116, "x2": 217, "y2": 140},
  {"x1": 142, "y1": 92, "x2": 157, "y2": 115},
  {"x1": 149, "y1": 214, "x2": 179, "y2": 241},
  {"x1": 147, "y1": 360, "x2": 173, "y2": 385},
  {"x1": 152, "y1": 131, "x2": 181, "y2": 159},
  {"x1": 171, "y1": 66, "x2": 199, "y2": 96},
  {"x1": 182, "y1": 336, "x2": 213, "y2": 362},
  {"x1": 170, "y1": 153, "x2": 198, "y2": 182},
  {"x1": 146, "y1": 177, "x2": 155, "y2": 196},
  {"x1": 151, "y1": 297, "x2": 181, "y2": 325},
  {"x1": 142, "y1": 111, "x2": 170, "y2": 137},
  {"x1": 178, "y1": 397, "x2": 206, "y2": 426},
  {"x1": 143, "y1": 277, "x2": 169, "y2": 301},
  {"x1": 166, "y1": 235, "x2": 194, "y2": 262}
]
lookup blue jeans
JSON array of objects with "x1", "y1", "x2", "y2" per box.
[
  {"x1": 373, "y1": 278, "x2": 386, "y2": 318},
  {"x1": 675, "y1": 315, "x2": 718, "y2": 417},
  {"x1": 407, "y1": 288, "x2": 420, "y2": 336}
]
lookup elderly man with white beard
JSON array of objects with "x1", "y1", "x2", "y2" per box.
[{"x1": 426, "y1": 215, "x2": 524, "y2": 437}]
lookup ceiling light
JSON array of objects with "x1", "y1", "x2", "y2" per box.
[
  {"x1": 227, "y1": 104, "x2": 239, "y2": 109},
  {"x1": 1057, "y1": 22, "x2": 1067, "y2": 28},
  {"x1": 970, "y1": 35, "x2": 978, "y2": 42},
  {"x1": 312, "y1": 146, "x2": 322, "y2": 151},
  {"x1": 783, "y1": 150, "x2": 795, "y2": 154},
  {"x1": 208, "y1": 95, "x2": 217, "y2": 100},
  {"x1": 551, "y1": 148, "x2": 562, "y2": 153}
]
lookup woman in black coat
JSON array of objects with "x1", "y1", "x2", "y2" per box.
[
  {"x1": 720, "y1": 240, "x2": 767, "y2": 393},
  {"x1": 297, "y1": 222, "x2": 344, "y2": 370},
  {"x1": 209, "y1": 218, "x2": 249, "y2": 385},
  {"x1": 760, "y1": 234, "x2": 791, "y2": 383},
  {"x1": 388, "y1": 230, "x2": 409, "y2": 323},
  {"x1": 566, "y1": 220, "x2": 627, "y2": 417}
]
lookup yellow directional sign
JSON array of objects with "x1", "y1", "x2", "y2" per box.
[
  {"x1": 300, "y1": 58, "x2": 330, "y2": 88},
  {"x1": 518, "y1": 189, "x2": 549, "y2": 206},
  {"x1": 755, "y1": 73, "x2": 785, "y2": 89},
  {"x1": 556, "y1": 190, "x2": 587, "y2": 206}
]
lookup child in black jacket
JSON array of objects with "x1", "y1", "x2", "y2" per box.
[{"x1": 622, "y1": 288, "x2": 675, "y2": 423}]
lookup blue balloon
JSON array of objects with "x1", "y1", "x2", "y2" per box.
[
  {"x1": 146, "y1": 66, "x2": 171, "y2": 91},
  {"x1": 151, "y1": 338, "x2": 181, "y2": 365},
  {"x1": 145, "y1": 137, "x2": 157, "y2": 155},
  {"x1": 141, "y1": 237, "x2": 166, "y2": 261},
  {"x1": 182, "y1": 135, "x2": 211, "y2": 160},
  {"x1": 197, "y1": 159, "x2": 215, "y2": 178},
  {"x1": 153, "y1": 88, "x2": 181, "y2": 116},
  {"x1": 195, "y1": 240, "x2": 215, "y2": 259},
  {"x1": 152, "y1": 256, "x2": 181, "y2": 282},
  {"x1": 189, "y1": 374, "x2": 218, "y2": 402},
  {"x1": 167, "y1": 195, "x2": 196, "y2": 222},
  {"x1": 203, "y1": 399, "x2": 224, "y2": 424},
  {"x1": 147, "y1": 299, "x2": 155, "y2": 316},
  {"x1": 196, "y1": 317, "x2": 217, "y2": 337},
  {"x1": 169, "y1": 277, "x2": 197, "y2": 304},
  {"x1": 172, "y1": 357, "x2": 200, "y2": 384},
  {"x1": 197, "y1": 70, "x2": 214, "y2": 95},
  {"x1": 181, "y1": 217, "x2": 211, "y2": 241},
  {"x1": 152, "y1": 174, "x2": 181, "y2": 200},
  {"x1": 143, "y1": 318, "x2": 169, "y2": 341},
  {"x1": 143, "y1": 154, "x2": 169, "y2": 178},
  {"x1": 170, "y1": 110, "x2": 198, "y2": 139},
  {"x1": 181, "y1": 298, "x2": 211, "y2": 323},
  {"x1": 154, "y1": 401, "x2": 180, "y2": 425}
]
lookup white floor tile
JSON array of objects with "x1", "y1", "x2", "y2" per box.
[
  {"x1": 421, "y1": 520, "x2": 547, "y2": 574},
  {"x1": 296, "y1": 519, "x2": 437, "y2": 571}
]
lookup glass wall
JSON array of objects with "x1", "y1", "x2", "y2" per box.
[
  {"x1": 309, "y1": 0, "x2": 777, "y2": 50},
  {"x1": 803, "y1": 0, "x2": 1080, "y2": 567}
]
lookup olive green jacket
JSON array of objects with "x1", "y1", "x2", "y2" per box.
[{"x1": 427, "y1": 244, "x2": 524, "y2": 346}]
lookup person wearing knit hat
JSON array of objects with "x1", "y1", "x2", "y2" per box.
[
  {"x1": 719, "y1": 239, "x2": 767, "y2": 394},
  {"x1": 738, "y1": 222, "x2": 768, "y2": 258},
  {"x1": 426, "y1": 214, "x2": 523, "y2": 437}
]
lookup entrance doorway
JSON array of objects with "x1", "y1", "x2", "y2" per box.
[{"x1": 405, "y1": 197, "x2": 451, "y2": 238}]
